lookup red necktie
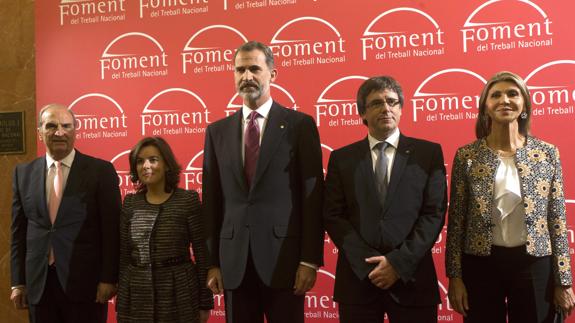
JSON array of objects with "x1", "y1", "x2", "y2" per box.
[
  {"x1": 48, "y1": 161, "x2": 63, "y2": 264},
  {"x1": 244, "y1": 111, "x2": 260, "y2": 187}
]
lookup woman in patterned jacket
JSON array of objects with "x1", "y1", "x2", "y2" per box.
[
  {"x1": 116, "y1": 136, "x2": 213, "y2": 322},
  {"x1": 446, "y1": 71, "x2": 574, "y2": 322}
]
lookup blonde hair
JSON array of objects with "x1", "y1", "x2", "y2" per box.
[{"x1": 475, "y1": 71, "x2": 532, "y2": 138}]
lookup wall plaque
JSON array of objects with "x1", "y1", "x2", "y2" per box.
[{"x1": 0, "y1": 111, "x2": 26, "y2": 154}]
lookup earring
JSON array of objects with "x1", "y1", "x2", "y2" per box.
[{"x1": 520, "y1": 112, "x2": 527, "y2": 119}]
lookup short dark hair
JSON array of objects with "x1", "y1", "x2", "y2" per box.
[
  {"x1": 356, "y1": 76, "x2": 404, "y2": 125},
  {"x1": 233, "y1": 41, "x2": 275, "y2": 69},
  {"x1": 129, "y1": 136, "x2": 181, "y2": 193},
  {"x1": 475, "y1": 71, "x2": 532, "y2": 139}
]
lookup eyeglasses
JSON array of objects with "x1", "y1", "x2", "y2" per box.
[{"x1": 366, "y1": 98, "x2": 401, "y2": 110}]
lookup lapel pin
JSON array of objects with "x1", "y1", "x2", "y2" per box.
[{"x1": 280, "y1": 125, "x2": 285, "y2": 129}]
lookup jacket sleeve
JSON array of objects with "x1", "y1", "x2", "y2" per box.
[
  {"x1": 10, "y1": 166, "x2": 27, "y2": 287},
  {"x1": 547, "y1": 146, "x2": 572, "y2": 286},
  {"x1": 187, "y1": 191, "x2": 214, "y2": 310},
  {"x1": 385, "y1": 143, "x2": 447, "y2": 281},
  {"x1": 201, "y1": 125, "x2": 224, "y2": 268},
  {"x1": 117, "y1": 193, "x2": 133, "y2": 310},
  {"x1": 98, "y1": 161, "x2": 122, "y2": 283},
  {"x1": 445, "y1": 148, "x2": 469, "y2": 279},
  {"x1": 119, "y1": 195, "x2": 133, "y2": 274},
  {"x1": 296, "y1": 115, "x2": 325, "y2": 266}
]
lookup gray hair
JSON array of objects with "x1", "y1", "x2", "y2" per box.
[{"x1": 37, "y1": 103, "x2": 77, "y2": 128}]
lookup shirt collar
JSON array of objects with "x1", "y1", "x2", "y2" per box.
[
  {"x1": 46, "y1": 149, "x2": 76, "y2": 169},
  {"x1": 242, "y1": 98, "x2": 273, "y2": 121},
  {"x1": 368, "y1": 128, "x2": 400, "y2": 151}
]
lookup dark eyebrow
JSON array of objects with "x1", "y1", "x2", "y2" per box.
[
  {"x1": 367, "y1": 99, "x2": 385, "y2": 104},
  {"x1": 236, "y1": 64, "x2": 261, "y2": 71},
  {"x1": 367, "y1": 97, "x2": 399, "y2": 105}
]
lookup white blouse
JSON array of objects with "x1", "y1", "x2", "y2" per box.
[{"x1": 491, "y1": 156, "x2": 527, "y2": 247}]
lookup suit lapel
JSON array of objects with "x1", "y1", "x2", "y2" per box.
[
  {"x1": 228, "y1": 110, "x2": 248, "y2": 193},
  {"x1": 54, "y1": 151, "x2": 87, "y2": 225},
  {"x1": 384, "y1": 135, "x2": 412, "y2": 212},
  {"x1": 33, "y1": 158, "x2": 51, "y2": 226},
  {"x1": 63, "y1": 151, "x2": 86, "y2": 193},
  {"x1": 251, "y1": 102, "x2": 287, "y2": 190},
  {"x1": 358, "y1": 138, "x2": 382, "y2": 211}
]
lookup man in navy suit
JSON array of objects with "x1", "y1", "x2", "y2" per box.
[
  {"x1": 202, "y1": 41, "x2": 324, "y2": 323},
  {"x1": 10, "y1": 103, "x2": 121, "y2": 323},
  {"x1": 324, "y1": 76, "x2": 447, "y2": 323}
]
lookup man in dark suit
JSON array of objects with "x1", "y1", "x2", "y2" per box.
[
  {"x1": 202, "y1": 41, "x2": 324, "y2": 323},
  {"x1": 10, "y1": 103, "x2": 121, "y2": 323},
  {"x1": 324, "y1": 76, "x2": 447, "y2": 323}
]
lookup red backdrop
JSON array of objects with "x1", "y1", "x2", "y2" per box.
[{"x1": 36, "y1": 0, "x2": 575, "y2": 322}]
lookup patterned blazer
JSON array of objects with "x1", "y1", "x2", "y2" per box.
[
  {"x1": 445, "y1": 136, "x2": 572, "y2": 286},
  {"x1": 117, "y1": 188, "x2": 213, "y2": 322}
]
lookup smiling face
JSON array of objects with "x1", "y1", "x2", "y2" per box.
[
  {"x1": 360, "y1": 89, "x2": 402, "y2": 140},
  {"x1": 485, "y1": 81, "x2": 525, "y2": 127},
  {"x1": 38, "y1": 105, "x2": 76, "y2": 161},
  {"x1": 234, "y1": 49, "x2": 277, "y2": 109},
  {"x1": 136, "y1": 145, "x2": 167, "y2": 190}
]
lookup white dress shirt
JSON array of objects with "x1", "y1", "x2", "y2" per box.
[
  {"x1": 367, "y1": 128, "x2": 400, "y2": 184},
  {"x1": 491, "y1": 155, "x2": 527, "y2": 247}
]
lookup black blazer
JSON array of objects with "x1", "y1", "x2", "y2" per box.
[
  {"x1": 323, "y1": 135, "x2": 447, "y2": 306},
  {"x1": 202, "y1": 102, "x2": 324, "y2": 290},
  {"x1": 11, "y1": 151, "x2": 121, "y2": 304}
]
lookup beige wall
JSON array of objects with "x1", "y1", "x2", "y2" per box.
[{"x1": 0, "y1": 0, "x2": 36, "y2": 322}]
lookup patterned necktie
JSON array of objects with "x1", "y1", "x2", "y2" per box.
[
  {"x1": 48, "y1": 161, "x2": 63, "y2": 264},
  {"x1": 244, "y1": 111, "x2": 260, "y2": 187},
  {"x1": 374, "y1": 142, "x2": 389, "y2": 206}
]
